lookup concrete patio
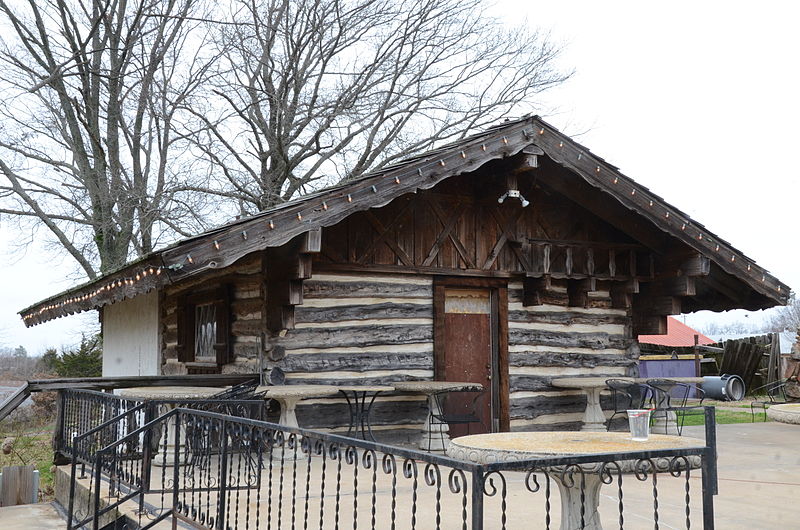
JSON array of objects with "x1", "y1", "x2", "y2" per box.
[
  {"x1": 682, "y1": 421, "x2": 800, "y2": 529},
  {"x1": 4, "y1": 420, "x2": 797, "y2": 528}
]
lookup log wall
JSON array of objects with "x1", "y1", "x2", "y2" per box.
[
  {"x1": 270, "y1": 272, "x2": 434, "y2": 436},
  {"x1": 507, "y1": 280, "x2": 636, "y2": 431},
  {"x1": 159, "y1": 266, "x2": 637, "y2": 436},
  {"x1": 160, "y1": 254, "x2": 264, "y2": 375}
]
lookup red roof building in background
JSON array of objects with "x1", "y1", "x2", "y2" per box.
[{"x1": 638, "y1": 316, "x2": 714, "y2": 347}]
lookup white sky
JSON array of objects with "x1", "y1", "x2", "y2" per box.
[{"x1": 1, "y1": 0, "x2": 797, "y2": 353}]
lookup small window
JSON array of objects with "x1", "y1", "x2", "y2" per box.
[
  {"x1": 194, "y1": 303, "x2": 218, "y2": 362},
  {"x1": 177, "y1": 287, "x2": 231, "y2": 370}
]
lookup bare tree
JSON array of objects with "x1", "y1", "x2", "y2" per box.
[
  {"x1": 0, "y1": 0, "x2": 217, "y2": 278},
  {"x1": 700, "y1": 320, "x2": 762, "y2": 337},
  {"x1": 765, "y1": 294, "x2": 800, "y2": 333},
  {"x1": 190, "y1": 0, "x2": 571, "y2": 212}
]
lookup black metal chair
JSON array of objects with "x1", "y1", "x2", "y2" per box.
[
  {"x1": 647, "y1": 379, "x2": 705, "y2": 435},
  {"x1": 750, "y1": 379, "x2": 792, "y2": 422},
  {"x1": 427, "y1": 388, "x2": 486, "y2": 452},
  {"x1": 605, "y1": 379, "x2": 653, "y2": 431}
]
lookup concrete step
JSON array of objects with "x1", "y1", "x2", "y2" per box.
[
  {"x1": 0, "y1": 502, "x2": 67, "y2": 529},
  {"x1": 54, "y1": 465, "x2": 126, "y2": 529}
]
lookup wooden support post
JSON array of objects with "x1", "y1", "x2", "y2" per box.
[
  {"x1": 523, "y1": 275, "x2": 552, "y2": 306},
  {"x1": 666, "y1": 276, "x2": 696, "y2": 297},
  {"x1": 301, "y1": 228, "x2": 322, "y2": 253},
  {"x1": 565, "y1": 247, "x2": 574, "y2": 276},
  {"x1": 567, "y1": 278, "x2": 592, "y2": 308},
  {"x1": 650, "y1": 296, "x2": 681, "y2": 316},
  {"x1": 679, "y1": 254, "x2": 711, "y2": 277},
  {"x1": 610, "y1": 279, "x2": 638, "y2": 310},
  {"x1": 264, "y1": 231, "x2": 322, "y2": 333},
  {"x1": 608, "y1": 249, "x2": 616, "y2": 278},
  {"x1": 632, "y1": 314, "x2": 668, "y2": 335},
  {"x1": 510, "y1": 146, "x2": 544, "y2": 174}
]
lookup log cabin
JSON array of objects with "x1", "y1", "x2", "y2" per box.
[{"x1": 18, "y1": 116, "x2": 789, "y2": 439}]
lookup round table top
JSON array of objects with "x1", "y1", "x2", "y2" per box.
[
  {"x1": 447, "y1": 431, "x2": 704, "y2": 468},
  {"x1": 392, "y1": 381, "x2": 483, "y2": 394},
  {"x1": 550, "y1": 377, "x2": 622, "y2": 389},
  {"x1": 336, "y1": 385, "x2": 394, "y2": 393},
  {"x1": 551, "y1": 376, "x2": 705, "y2": 389},
  {"x1": 257, "y1": 384, "x2": 339, "y2": 399},
  {"x1": 118, "y1": 386, "x2": 224, "y2": 400},
  {"x1": 766, "y1": 403, "x2": 800, "y2": 424},
  {"x1": 649, "y1": 377, "x2": 705, "y2": 384}
]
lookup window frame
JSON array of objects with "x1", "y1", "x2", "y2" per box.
[{"x1": 176, "y1": 285, "x2": 232, "y2": 368}]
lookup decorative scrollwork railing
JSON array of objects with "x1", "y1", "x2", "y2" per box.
[{"x1": 65, "y1": 404, "x2": 719, "y2": 530}]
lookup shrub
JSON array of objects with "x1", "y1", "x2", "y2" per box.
[{"x1": 53, "y1": 334, "x2": 102, "y2": 378}]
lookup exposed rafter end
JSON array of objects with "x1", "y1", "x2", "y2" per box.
[
  {"x1": 567, "y1": 278, "x2": 595, "y2": 308},
  {"x1": 633, "y1": 315, "x2": 668, "y2": 335},
  {"x1": 610, "y1": 279, "x2": 639, "y2": 309},
  {"x1": 264, "y1": 231, "x2": 322, "y2": 334},
  {"x1": 510, "y1": 146, "x2": 544, "y2": 175},
  {"x1": 522, "y1": 275, "x2": 551, "y2": 306}
]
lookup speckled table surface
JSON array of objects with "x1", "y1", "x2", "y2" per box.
[
  {"x1": 766, "y1": 403, "x2": 800, "y2": 424},
  {"x1": 257, "y1": 385, "x2": 339, "y2": 399},
  {"x1": 392, "y1": 381, "x2": 482, "y2": 393},
  {"x1": 448, "y1": 431, "x2": 704, "y2": 465},
  {"x1": 448, "y1": 431, "x2": 704, "y2": 530},
  {"x1": 335, "y1": 385, "x2": 395, "y2": 393},
  {"x1": 118, "y1": 386, "x2": 224, "y2": 400}
]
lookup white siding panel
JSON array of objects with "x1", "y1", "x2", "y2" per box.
[{"x1": 103, "y1": 291, "x2": 159, "y2": 376}]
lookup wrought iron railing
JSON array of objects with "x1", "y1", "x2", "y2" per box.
[
  {"x1": 56, "y1": 388, "x2": 268, "y2": 528},
  {"x1": 66, "y1": 406, "x2": 719, "y2": 530},
  {"x1": 56, "y1": 388, "x2": 268, "y2": 459},
  {"x1": 56, "y1": 389, "x2": 143, "y2": 460}
]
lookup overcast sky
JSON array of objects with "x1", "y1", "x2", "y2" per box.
[{"x1": 1, "y1": 1, "x2": 797, "y2": 353}]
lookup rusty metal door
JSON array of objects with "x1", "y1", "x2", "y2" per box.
[{"x1": 442, "y1": 288, "x2": 494, "y2": 435}]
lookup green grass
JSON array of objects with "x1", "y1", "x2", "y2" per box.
[
  {"x1": 677, "y1": 408, "x2": 758, "y2": 426},
  {"x1": 0, "y1": 422, "x2": 56, "y2": 501}
]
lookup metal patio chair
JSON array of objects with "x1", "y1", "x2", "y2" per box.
[
  {"x1": 647, "y1": 378, "x2": 705, "y2": 435},
  {"x1": 750, "y1": 379, "x2": 792, "y2": 421},
  {"x1": 605, "y1": 379, "x2": 653, "y2": 431},
  {"x1": 427, "y1": 388, "x2": 486, "y2": 452}
]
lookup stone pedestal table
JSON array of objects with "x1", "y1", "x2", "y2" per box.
[
  {"x1": 447, "y1": 431, "x2": 703, "y2": 530},
  {"x1": 766, "y1": 403, "x2": 800, "y2": 424},
  {"x1": 257, "y1": 385, "x2": 339, "y2": 429},
  {"x1": 335, "y1": 385, "x2": 395, "y2": 441},
  {"x1": 392, "y1": 381, "x2": 483, "y2": 451},
  {"x1": 550, "y1": 377, "x2": 617, "y2": 432},
  {"x1": 118, "y1": 386, "x2": 224, "y2": 467}
]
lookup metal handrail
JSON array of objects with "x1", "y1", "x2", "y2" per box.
[{"x1": 70, "y1": 406, "x2": 719, "y2": 530}]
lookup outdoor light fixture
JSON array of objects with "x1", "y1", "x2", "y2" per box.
[
  {"x1": 497, "y1": 189, "x2": 530, "y2": 207},
  {"x1": 497, "y1": 174, "x2": 530, "y2": 207}
]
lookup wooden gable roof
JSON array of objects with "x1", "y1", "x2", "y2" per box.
[{"x1": 20, "y1": 116, "x2": 789, "y2": 326}]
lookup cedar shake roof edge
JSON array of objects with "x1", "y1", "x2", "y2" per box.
[{"x1": 19, "y1": 116, "x2": 790, "y2": 326}]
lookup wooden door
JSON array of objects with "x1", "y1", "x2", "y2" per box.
[
  {"x1": 434, "y1": 277, "x2": 509, "y2": 435},
  {"x1": 442, "y1": 288, "x2": 492, "y2": 436},
  {"x1": 435, "y1": 278, "x2": 509, "y2": 433}
]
